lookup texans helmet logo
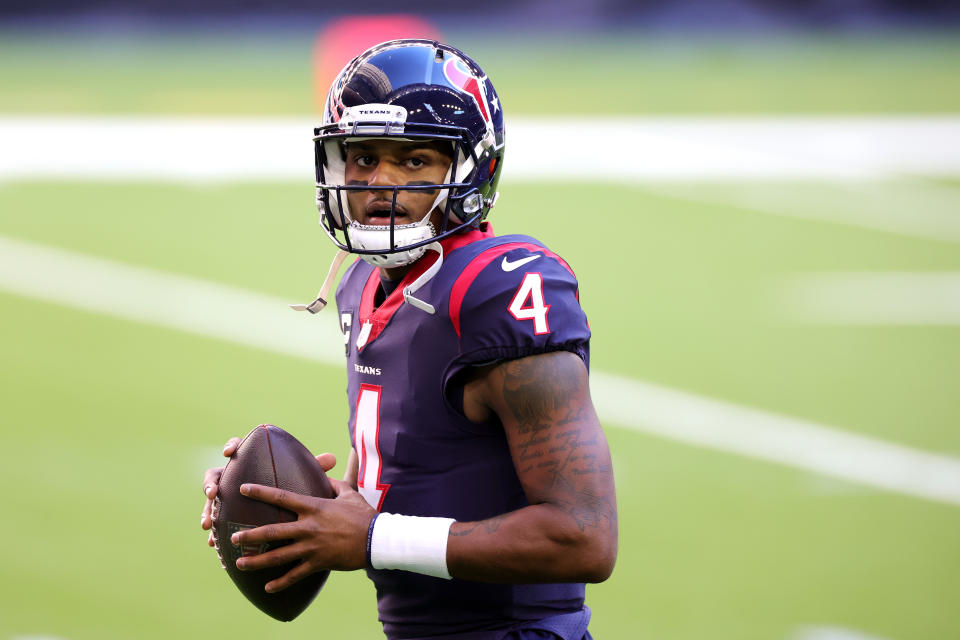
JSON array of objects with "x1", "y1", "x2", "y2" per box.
[
  {"x1": 443, "y1": 57, "x2": 491, "y2": 125},
  {"x1": 326, "y1": 75, "x2": 346, "y2": 123}
]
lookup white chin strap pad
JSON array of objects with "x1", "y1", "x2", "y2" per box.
[{"x1": 348, "y1": 221, "x2": 435, "y2": 268}]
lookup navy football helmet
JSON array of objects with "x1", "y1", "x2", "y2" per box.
[{"x1": 314, "y1": 39, "x2": 505, "y2": 268}]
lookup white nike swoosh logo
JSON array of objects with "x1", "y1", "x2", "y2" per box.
[{"x1": 501, "y1": 254, "x2": 542, "y2": 272}]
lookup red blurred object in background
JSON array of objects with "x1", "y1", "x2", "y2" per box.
[{"x1": 314, "y1": 14, "x2": 442, "y2": 111}]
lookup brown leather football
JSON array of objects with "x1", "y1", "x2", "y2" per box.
[{"x1": 212, "y1": 424, "x2": 334, "y2": 621}]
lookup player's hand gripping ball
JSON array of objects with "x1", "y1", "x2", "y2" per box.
[{"x1": 212, "y1": 424, "x2": 334, "y2": 621}]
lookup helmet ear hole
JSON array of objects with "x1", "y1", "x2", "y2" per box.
[{"x1": 462, "y1": 193, "x2": 482, "y2": 215}]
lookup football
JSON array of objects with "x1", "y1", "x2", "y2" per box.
[{"x1": 212, "y1": 424, "x2": 334, "y2": 621}]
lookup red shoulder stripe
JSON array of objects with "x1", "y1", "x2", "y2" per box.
[{"x1": 449, "y1": 242, "x2": 575, "y2": 339}]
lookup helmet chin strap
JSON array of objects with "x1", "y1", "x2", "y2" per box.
[
  {"x1": 290, "y1": 241, "x2": 444, "y2": 316},
  {"x1": 402, "y1": 241, "x2": 443, "y2": 314},
  {"x1": 295, "y1": 186, "x2": 454, "y2": 315},
  {"x1": 290, "y1": 249, "x2": 349, "y2": 313}
]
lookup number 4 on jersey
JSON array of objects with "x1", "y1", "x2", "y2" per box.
[
  {"x1": 508, "y1": 272, "x2": 551, "y2": 335},
  {"x1": 354, "y1": 384, "x2": 390, "y2": 511}
]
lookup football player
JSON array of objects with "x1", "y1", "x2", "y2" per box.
[{"x1": 201, "y1": 39, "x2": 617, "y2": 639}]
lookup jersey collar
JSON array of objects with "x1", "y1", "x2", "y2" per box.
[{"x1": 355, "y1": 223, "x2": 495, "y2": 351}]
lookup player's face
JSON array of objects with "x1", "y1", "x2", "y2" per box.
[{"x1": 344, "y1": 139, "x2": 453, "y2": 228}]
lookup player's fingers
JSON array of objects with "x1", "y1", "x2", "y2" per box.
[
  {"x1": 235, "y1": 541, "x2": 306, "y2": 572},
  {"x1": 202, "y1": 466, "x2": 223, "y2": 500},
  {"x1": 327, "y1": 477, "x2": 358, "y2": 498},
  {"x1": 208, "y1": 531, "x2": 215, "y2": 547},
  {"x1": 201, "y1": 498, "x2": 213, "y2": 530},
  {"x1": 240, "y1": 483, "x2": 316, "y2": 512},
  {"x1": 315, "y1": 452, "x2": 337, "y2": 472},
  {"x1": 231, "y1": 520, "x2": 299, "y2": 547},
  {"x1": 264, "y1": 557, "x2": 316, "y2": 593},
  {"x1": 222, "y1": 436, "x2": 242, "y2": 458}
]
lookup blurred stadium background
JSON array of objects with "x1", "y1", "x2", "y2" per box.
[{"x1": 1, "y1": 1, "x2": 959, "y2": 639}]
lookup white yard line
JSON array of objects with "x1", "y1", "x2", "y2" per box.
[
  {"x1": 2, "y1": 115, "x2": 960, "y2": 182},
  {"x1": 3, "y1": 235, "x2": 960, "y2": 506},
  {"x1": 790, "y1": 626, "x2": 892, "y2": 640},
  {"x1": 784, "y1": 272, "x2": 960, "y2": 324},
  {"x1": 0, "y1": 235, "x2": 344, "y2": 363},
  {"x1": 646, "y1": 180, "x2": 960, "y2": 244},
  {"x1": 592, "y1": 372, "x2": 960, "y2": 506}
]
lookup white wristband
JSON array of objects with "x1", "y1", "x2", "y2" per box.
[{"x1": 369, "y1": 512, "x2": 456, "y2": 579}]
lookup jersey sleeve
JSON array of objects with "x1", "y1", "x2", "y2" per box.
[{"x1": 446, "y1": 245, "x2": 591, "y2": 380}]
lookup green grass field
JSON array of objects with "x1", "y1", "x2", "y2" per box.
[{"x1": 1, "y1": 28, "x2": 959, "y2": 640}]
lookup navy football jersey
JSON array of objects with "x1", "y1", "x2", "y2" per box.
[{"x1": 334, "y1": 223, "x2": 591, "y2": 639}]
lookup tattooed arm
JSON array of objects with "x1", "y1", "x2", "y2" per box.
[{"x1": 447, "y1": 350, "x2": 618, "y2": 583}]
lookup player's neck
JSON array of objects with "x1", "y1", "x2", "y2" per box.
[{"x1": 380, "y1": 264, "x2": 412, "y2": 281}]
